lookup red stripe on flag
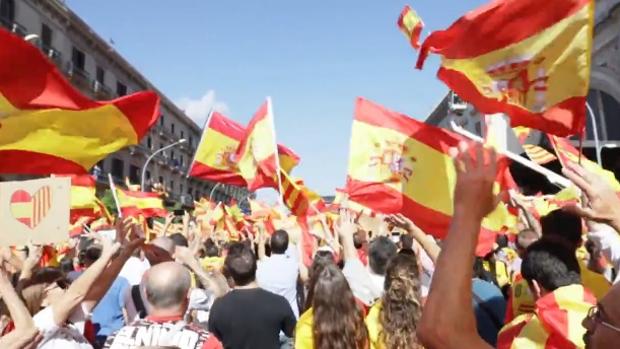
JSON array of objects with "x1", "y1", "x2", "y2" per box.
[
  {"x1": 10, "y1": 190, "x2": 32, "y2": 203},
  {"x1": 208, "y1": 112, "x2": 246, "y2": 140},
  {"x1": 437, "y1": 67, "x2": 587, "y2": 136},
  {"x1": 188, "y1": 162, "x2": 247, "y2": 187},
  {"x1": 18, "y1": 217, "x2": 31, "y2": 227},
  {"x1": 0, "y1": 150, "x2": 87, "y2": 174}
]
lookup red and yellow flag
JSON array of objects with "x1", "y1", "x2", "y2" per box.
[
  {"x1": 397, "y1": 5, "x2": 424, "y2": 50},
  {"x1": 62, "y1": 174, "x2": 110, "y2": 223},
  {"x1": 498, "y1": 284, "x2": 595, "y2": 349},
  {"x1": 235, "y1": 99, "x2": 279, "y2": 191},
  {"x1": 345, "y1": 98, "x2": 515, "y2": 240},
  {"x1": 189, "y1": 111, "x2": 299, "y2": 187},
  {"x1": 0, "y1": 29, "x2": 160, "y2": 174},
  {"x1": 548, "y1": 135, "x2": 620, "y2": 191},
  {"x1": 116, "y1": 189, "x2": 167, "y2": 218},
  {"x1": 416, "y1": 0, "x2": 594, "y2": 136},
  {"x1": 280, "y1": 169, "x2": 325, "y2": 217}
]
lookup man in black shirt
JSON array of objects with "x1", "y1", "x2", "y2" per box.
[{"x1": 208, "y1": 242, "x2": 296, "y2": 349}]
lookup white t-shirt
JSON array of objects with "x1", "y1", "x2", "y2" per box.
[
  {"x1": 33, "y1": 306, "x2": 93, "y2": 349},
  {"x1": 256, "y1": 247, "x2": 300, "y2": 318},
  {"x1": 343, "y1": 258, "x2": 384, "y2": 306},
  {"x1": 119, "y1": 256, "x2": 150, "y2": 286}
]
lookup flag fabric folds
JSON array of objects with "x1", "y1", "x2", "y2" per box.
[
  {"x1": 116, "y1": 189, "x2": 167, "y2": 218},
  {"x1": 0, "y1": 29, "x2": 160, "y2": 175},
  {"x1": 62, "y1": 174, "x2": 109, "y2": 223},
  {"x1": 416, "y1": 0, "x2": 594, "y2": 136},
  {"x1": 280, "y1": 169, "x2": 325, "y2": 216},
  {"x1": 189, "y1": 110, "x2": 299, "y2": 189},
  {"x1": 235, "y1": 99, "x2": 279, "y2": 191},
  {"x1": 397, "y1": 5, "x2": 424, "y2": 50},
  {"x1": 345, "y1": 97, "x2": 514, "y2": 240}
]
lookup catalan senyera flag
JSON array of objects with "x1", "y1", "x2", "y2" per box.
[
  {"x1": 416, "y1": 0, "x2": 594, "y2": 136},
  {"x1": 10, "y1": 187, "x2": 52, "y2": 229},
  {"x1": 116, "y1": 189, "x2": 167, "y2": 218},
  {"x1": 397, "y1": 5, "x2": 424, "y2": 50},
  {"x1": 235, "y1": 99, "x2": 280, "y2": 191},
  {"x1": 497, "y1": 284, "x2": 595, "y2": 349},
  {"x1": 280, "y1": 169, "x2": 325, "y2": 217},
  {"x1": 522, "y1": 144, "x2": 557, "y2": 165},
  {"x1": 345, "y1": 98, "x2": 515, "y2": 240},
  {"x1": 189, "y1": 111, "x2": 299, "y2": 186},
  {"x1": 0, "y1": 29, "x2": 160, "y2": 174},
  {"x1": 548, "y1": 134, "x2": 620, "y2": 191}
]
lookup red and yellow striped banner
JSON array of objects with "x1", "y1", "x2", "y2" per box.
[
  {"x1": 416, "y1": 0, "x2": 594, "y2": 136},
  {"x1": 397, "y1": 5, "x2": 424, "y2": 50},
  {"x1": 0, "y1": 29, "x2": 160, "y2": 174},
  {"x1": 280, "y1": 169, "x2": 325, "y2": 217}
]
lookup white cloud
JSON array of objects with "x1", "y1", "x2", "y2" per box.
[{"x1": 176, "y1": 90, "x2": 230, "y2": 127}]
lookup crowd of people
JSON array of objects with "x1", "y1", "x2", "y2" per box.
[{"x1": 1, "y1": 142, "x2": 620, "y2": 349}]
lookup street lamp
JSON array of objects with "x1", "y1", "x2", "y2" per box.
[
  {"x1": 141, "y1": 138, "x2": 186, "y2": 191},
  {"x1": 586, "y1": 102, "x2": 602, "y2": 165}
]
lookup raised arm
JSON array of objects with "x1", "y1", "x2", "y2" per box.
[
  {"x1": 417, "y1": 142, "x2": 496, "y2": 349},
  {"x1": 336, "y1": 209, "x2": 359, "y2": 262},
  {"x1": 175, "y1": 246, "x2": 229, "y2": 298},
  {"x1": 51, "y1": 236, "x2": 121, "y2": 325},
  {"x1": 0, "y1": 266, "x2": 40, "y2": 348},
  {"x1": 386, "y1": 214, "x2": 441, "y2": 263}
]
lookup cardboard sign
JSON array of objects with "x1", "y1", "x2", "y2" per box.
[{"x1": 0, "y1": 177, "x2": 70, "y2": 246}]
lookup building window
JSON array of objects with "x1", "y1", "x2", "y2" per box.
[
  {"x1": 171, "y1": 123, "x2": 175, "y2": 135},
  {"x1": 0, "y1": 0, "x2": 15, "y2": 22},
  {"x1": 146, "y1": 170, "x2": 151, "y2": 180},
  {"x1": 96, "y1": 66, "x2": 105, "y2": 84},
  {"x1": 159, "y1": 114, "x2": 164, "y2": 127},
  {"x1": 180, "y1": 130, "x2": 184, "y2": 139},
  {"x1": 171, "y1": 151, "x2": 175, "y2": 161},
  {"x1": 111, "y1": 158, "x2": 124, "y2": 180},
  {"x1": 189, "y1": 136, "x2": 193, "y2": 147},
  {"x1": 116, "y1": 82, "x2": 127, "y2": 96},
  {"x1": 180, "y1": 155, "x2": 184, "y2": 167},
  {"x1": 180, "y1": 184, "x2": 184, "y2": 194},
  {"x1": 158, "y1": 176, "x2": 164, "y2": 185},
  {"x1": 169, "y1": 180, "x2": 174, "y2": 192},
  {"x1": 147, "y1": 136, "x2": 152, "y2": 149},
  {"x1": 187, "y1": 187, "x2": 192, "y2": 195},
  {"x1": 71, "y1": 47, "x2": 86, "y2": 71},
  {"x1": 41, "y1": 24, "x2": 53, "y2": 48},
  {"x1": 129, "y1": 165, "x2": 140, "y2": 184}
]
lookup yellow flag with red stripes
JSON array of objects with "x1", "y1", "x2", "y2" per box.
[
  {"x1": 345, "y1": 97, "x2": 515, "y2": 240},
  {"x1": 397, "y1": 5, "x2": 424, "y2": 50},
  {"x1": 280, "y1": 169, "x2": 325, "y2": 216},
  {"x1": 0, "y1": 29, "x2": 159, "y2": 175},
  {"x1": 416, "y1": 0, "x2": 594, "y2": 136},
  {"x1": 235, "y1": 98, "x2": 280, "y2": 191}
]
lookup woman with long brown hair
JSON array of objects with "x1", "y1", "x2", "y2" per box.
[
  {"x1": 365, "y1": 253, "x2": 424, "y2": 349},
  {"x1": 295, "y1": 263, "x2": 368, "y2": 349}
]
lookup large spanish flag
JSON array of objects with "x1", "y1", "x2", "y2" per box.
[
  {"x1": 0, "y1": 29, "x2": 160, "y2": 174},
  {"x1": 280, "y1": 169, "x2": 325, "y2": 217},
  {"x1": 116, "y1": 189, "x2": 167, "y2": 218},
  {"x1": 397, "y1": 5, "x2": 424, "y2": 50},
  {"x1": 235, "y1": 98, "x2": 279, "y2": 191},
  {"x1": 188, "y1": 111, "x2": 299, "y2": 186},
  {"x1": 345, "y1": 98, "x2": 515, "y2": 240},
  {"x1": 416, "y1": 0, "x2": 594, "y2": 136}
]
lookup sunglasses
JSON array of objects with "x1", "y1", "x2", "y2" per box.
[{"x1": 587, "y1": 305, "x2": 620, "y2": 333}]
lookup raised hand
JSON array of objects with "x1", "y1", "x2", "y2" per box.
[
  {"x1": 449, "y1": 141, "x2": 499, "y2": 220},
  {"x1": 562, "y1": 162, "x2": 620, "y2": 231}
]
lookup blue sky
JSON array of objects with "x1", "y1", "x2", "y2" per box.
[{"x1": 66, "y1": 0, "x2": 486, "y2": 199}]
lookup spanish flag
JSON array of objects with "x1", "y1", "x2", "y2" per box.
[
  {"x1": 345, "y1": 98, "x2": 515, "y2": 240},
  {"x1": 498, "y1": 284, "x2": 595, "y2": 349},
  {"x1": 0, "y1": 29, "x2": 160, "y2": 174},
  {"x1": 397, "y1": 5, "x2": 424, "y2": 50},
  {"x1": 116, "y1": 189, "x2": 167, "y2": 218},
  {"x1": 235, "y1": 98, "x2": 279, "y2": 191},
  {"x1": 280, "y1": 169, "x2": 325, "y2": 217},
  {"x1": 62, "y1": 174, "x2": 110, "y2": 223},
  {"x1": 416, "y1": 0, "x2": 594, "y2": 137},
  {"x1": 188, "y1": 111, "x2": 299, "y2": 186},
  {"x1": 548, "y1": 135, "x2": 620, "y2": 191}
]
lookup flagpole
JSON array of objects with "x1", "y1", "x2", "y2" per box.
[
  {"x1": 108, "y1": 174, "x2": 123, "y2": 219},
  {"x1": 450, "y1": 120, "x2": 573, "y2": 189},
  {"x1": 186, "y1": 108, "x2": 214, "y2": 178},
  {"x1": 267, "y1": 97, "x2": 286, "y2": 209}
]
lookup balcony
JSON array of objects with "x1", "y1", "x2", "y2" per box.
[
  {"x1": 41, "y1": 45, "x2": 63, "y2": 69},
  {"x1": 0, "y1": 17, "x2": 27, "y2": 37},
  {"x1": 128, "y1": 144, "x2": 151, "y2": 158},
  {"x1": 65, "y1": 62, "x2": 92, "y2": 90},
  {"x1": 92, "y1": 80, "x2": 114, "y2": 100}
]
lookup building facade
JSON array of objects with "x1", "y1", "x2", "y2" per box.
[
  {"x1": 425, "y1": 0, "x2": 620, "y2": 174},
  {"x1": 0, "y1": 0, "x2": 248, "y2": 206}
]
